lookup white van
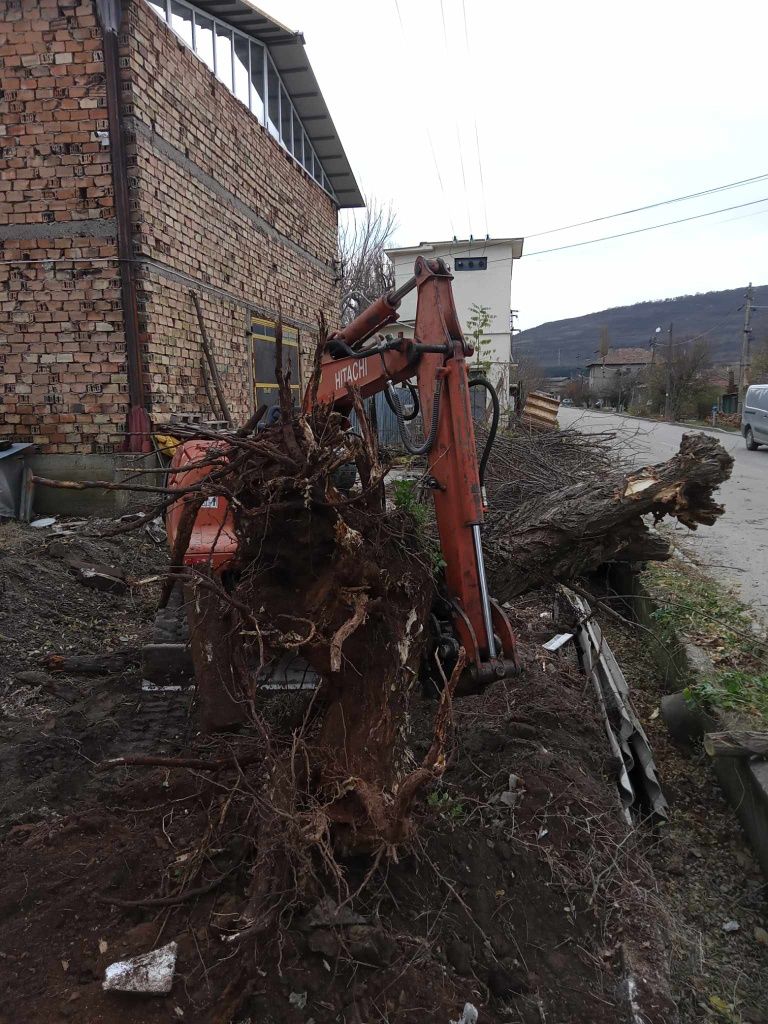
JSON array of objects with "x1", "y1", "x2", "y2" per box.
[{"x1": 742, "y1": 385, "x2": 768, "y2": 449}]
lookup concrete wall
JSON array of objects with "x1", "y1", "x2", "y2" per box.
[{"x1": 588, "y1": 363, "x2": 646, "y2": 394}]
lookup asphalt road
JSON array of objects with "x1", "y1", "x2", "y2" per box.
[{"x1": 559, "y1": 407, "x2": 768, "y2": 617}]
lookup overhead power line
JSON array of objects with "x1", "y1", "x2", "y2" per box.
[
  {"x1": 522, "y1": 194, "x2": 768, "y2": 257},
  {"x1": 458, "y1": 193, "x2": 768, "y2": 267},
  {"x1": 461, "y1": 0, "x2": 489, "y2": 240},
  {"x1": 526, "y1": 170, "x2": 768, "y2": 239},
  {"x1": 439, "y1": 0, "x2": 472, "y2": 237},
  {"x1": 392, "y1": 0, "x2": 455, "y2": 237}
]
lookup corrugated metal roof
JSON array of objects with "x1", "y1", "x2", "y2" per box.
[{"x1": 191, "y1": 0, "x2": 363, "y2": 208}]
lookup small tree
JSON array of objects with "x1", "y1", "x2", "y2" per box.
[
  {"x1": 466, "y1": 303, "x2": 495, "y2": 374},
  {"x1": 339, "y1": 198, "x2": 397, "y2": 325},
  {"x1": 515, "y1": 354, "x2": 545, "y2": 397},
  {"x1": 752, "y1": 334, "x2": 768, "y2": 382},
  {"x1": 598, "y1": 366, "x2": 646, "y2": 411},
  {"x1": 646, "y1": 339, "x2": 712, "y2": 420},
  {"x1": 563, "y1": 376, "x2": 588, "y2": 406}
]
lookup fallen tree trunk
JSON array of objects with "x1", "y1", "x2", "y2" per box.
[{"x1": 484, "y1": 432, "x2": 733, "y2": 601}]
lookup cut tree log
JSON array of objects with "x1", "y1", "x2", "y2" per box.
[
  {"x1": 704, "y1": 731, "x2": 768, "y2": 759},
  {"x1": 484, "y1": 432, "x2": 733, "y2": 601}
]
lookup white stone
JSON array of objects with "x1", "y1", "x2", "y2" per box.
[{"x1": 103, "y1": 941, "x2": 178, "y2": 995}]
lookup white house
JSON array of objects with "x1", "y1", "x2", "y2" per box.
[{"x1": 385, "y1": 237, "x2": 524, "y2": 403}]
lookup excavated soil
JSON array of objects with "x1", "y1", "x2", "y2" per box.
[{"x1": 0, "y1": 521, "x2": 685, "y2": 1023}]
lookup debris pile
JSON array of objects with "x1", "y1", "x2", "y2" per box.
[
  {"x1": 481, "y1": 423, "x2": 733, "y2": 600},
  {"x1": 4, "y1": 340, "x2": 739, "y2": 1023}
]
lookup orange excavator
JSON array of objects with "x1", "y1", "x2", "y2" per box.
[{"x1": 162, "y1": 256, "x2": 518, "y2": 690}]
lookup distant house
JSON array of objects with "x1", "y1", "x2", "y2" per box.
[
  {"x1": 706, "y1": 366, "x2": 739, "y2": 414},
  {"x1": 586, "y1": 348, "x2": 653, "y2": 397},
  {"x1": 385, "y1": 237, "x2": 524, "y2": 408}
]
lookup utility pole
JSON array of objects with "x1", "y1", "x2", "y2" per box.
[
  {"x1": 664, "y1": 322, "x2": 674, "y2": 421},
  {"x1": 737, "y1": 282, "x2": 754, "y2": 415}
]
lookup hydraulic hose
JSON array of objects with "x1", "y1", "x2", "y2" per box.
[
  {"x1": 384, "y1": 380, "x2": 420, "y2": 421},
  {"x1": 387, "y1": 378, "x2": 442, "y2": 456},
  {"x1": 468, "y1": 377, "x2": 500, "y2": 489}
]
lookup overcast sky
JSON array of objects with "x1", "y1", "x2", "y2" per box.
[{"x1": 267, "y1": 0, "x2": 768, "y2": 332}]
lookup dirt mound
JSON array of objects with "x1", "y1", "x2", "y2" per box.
[
  {"x1": 0, "y1": 521, "x2": 178, "y2": 831},
  {"x1": 0, "y1": 529, "x2": 675, "y2": 1023}
]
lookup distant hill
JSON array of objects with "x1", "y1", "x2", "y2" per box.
[{"x1": 515, "y1": 284, "x2": 768, "y2": 375}]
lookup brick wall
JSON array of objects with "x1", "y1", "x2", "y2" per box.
[
  {"x1": 0, "y1": 0, "x2": 128, "y2": 454},
  {"x1": 0, "y1": 0, "x2": 341, "y2": 453},
  {"x1": 122, "y1": 0, "x2": 340, "y2": 423}
]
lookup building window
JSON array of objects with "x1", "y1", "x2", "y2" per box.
[
  {"x1": 249, "y1": 42, "x2": 265, "y2": 121},
  {"x1": 266, "y1": 56, "x2": 280, "y2": 139},
  {"x1": 454, "y1": 257, "x2": 487, "y2": 271},
  {"x1": 144, "y1": 0, "x2": 336, "y2": 200},
  {"x1": 250, "y1": 317, "x2": 300, "y2": 411},
  {"x1": 194, "y1": 13, "x2": 214, "y2": 71},
  {"x1": 170, "y1": 0, "x2": 192, "y2": 46},
  {"x1": 214, "y1": 23, "x2": 233, "y2": 90},
  {"x1": 233, "y1": 35, "x2": 250, "y2": 106}
]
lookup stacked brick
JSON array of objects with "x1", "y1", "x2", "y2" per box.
[
  {"x1": 0, "y1": 0, "x2": 128, "y2": 453},
  {"x1": 1, "y1": 0, "x2": 342, "y2": 453},
  {"x1": 122, "y1": 0, "x2": 340, "y2": 424}
]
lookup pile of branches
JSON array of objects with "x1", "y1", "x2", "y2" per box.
[{"x1": 478, "y1": 421, "x2": 628, "y2": 511}]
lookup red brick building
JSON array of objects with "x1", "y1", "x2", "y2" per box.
[{"x1": 0, "y1": 0, "x2": 362, "y2": 471}]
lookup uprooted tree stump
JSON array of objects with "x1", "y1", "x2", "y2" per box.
[{"x1": 149, "y1": 332, "x2": 450, "y2": 858}]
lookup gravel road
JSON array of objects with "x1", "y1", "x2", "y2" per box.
[{"x1": 559, "y1": 407, "x2": 768, "y2": 617}]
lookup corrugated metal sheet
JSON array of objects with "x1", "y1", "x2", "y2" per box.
[
  {"x1": 521, "y1": 390, "x2": 560, "y2": 430},
  {"x1": 561, "y1": 587, "x2": 668, "y2": 822}
]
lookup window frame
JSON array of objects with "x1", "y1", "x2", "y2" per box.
[
  {"x1": 250, "y1": 316, "x2": 301, "y2": 412},
  {"x1": 144, "y1": 0, "x2": 336, "y2": 201},
  {"x1": 454, "y1": 257, "x2": 488, "y2": 272}
]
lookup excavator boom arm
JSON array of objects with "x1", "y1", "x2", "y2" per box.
[{"x1": 311, "y1": 256, "x2": 518, "y2": 685}]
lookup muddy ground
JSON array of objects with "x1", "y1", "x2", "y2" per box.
[{"x1": 0, "y1": 521, "x2": 765, "y2": 1023}]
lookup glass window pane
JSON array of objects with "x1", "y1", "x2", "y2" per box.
[
  {"x1": 233, "y1": 35, "x2": 249, "y2": 105},
  {"x1": 253, "y1": 340, "x2": 298, "y2": 384},
  {"x1": 266, "y1": 58, "x2": 280, "y2": 138},
  {"x1": 194, "y1": 14, "x2": 214, "y2": 71},
  {"x1": 215, "y1": 24, "x2": 233, "y2": 89},
  {"x1": 291, "y1": 111, "x2": 302, "y2": 161},
  {"x1": 249, "y1": 42, "x2": 264, "y2": 121},
  {"x1": 312, "y1": 151, "x2": 320, "y2": 180},
  {"x1": 301, "y1": 131, "x2": 311, "y2": 171},
  {"x1": 279, "y1": 86, "x2": 292, "y2": 147},
  {"x1": 147, "y1": 0, "x2": 166, "y2": 18},
  {"x1": 170, "y1": 1, "x2": 192, "y2": 45}
]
